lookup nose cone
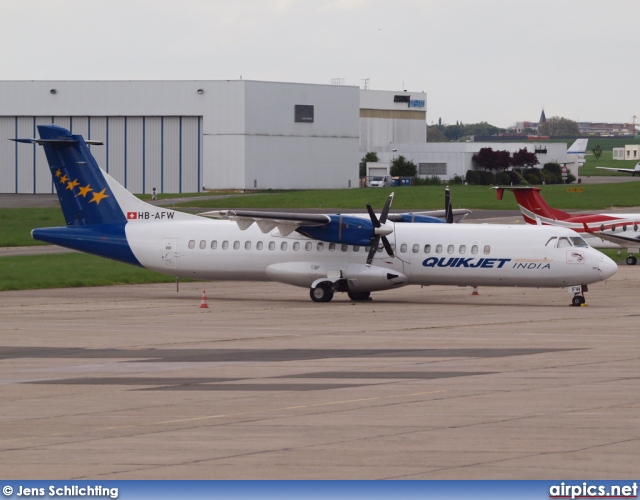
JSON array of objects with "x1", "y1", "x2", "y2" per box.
[{"x1": 599, "y1": 254, "x2": 618, "y2": 280}]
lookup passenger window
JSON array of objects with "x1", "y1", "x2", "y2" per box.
[
  {"x1": 557, "y1": 237, "x2": 571, "y2": 248},
  {"x1": 400, "y1": 244, "x2": 407, "y2": 253},
  {"x1": 188, "y1": 240, "x2": 195, "y2": 249},
  {"x1": 365, "y1": 246, "x2": 371, "y2": 253},
  {"x1": 233, "y1": 241, "x2": 240, "y2": 250},
  {"x1": 281, "y1": 242, "x2": 288, "y2": 251},
  {"x1": 329, "y1": 243, "x2": 336, "y2": 252},
  {"x1": 222, "y1": 240, "x2": 229, "y2": 250},
  {"x1": 293, "y1": 242, "x2": 300, "y2": 251},
  {"x1": 341, "y1": 244, "x2": 348, "y2": 252},
  {"x1": 447, "y1": 245, "x2": 454, "y2": 254},
  {"x1": 424, "y1": 244, "x2": 431, "y2": 253},
  {"x1": 257, "y1": 241, "x2": 263, "y2": 250},
  {"x1": 436, "y1": 244, "x2": 443, "y2": 254},
  {"x1": 245, "y1": 241, "x2": 251, "y2": 250},
  {"x1": 471, "y1": 245, "x2": 478, "y2": 254},
  {"x1": 199, "y1": 240, "x2": 206, "y2": 249},
  {"x1": 317, "y1": 242, "x2": 324, "y2": 251},
  {"x1": 545, "y1": 237, "x2": 557, "y2": 247},
  {"x1": 305, "y1": 242, "x2": 312, "y2": 251},
  {"x1": 353, "y1": 245, "x2": 360, "y2": 252},
  {"x1": 412, "y1": 244, "x2": 419, "y2": 253},
  {"x1": 483, "y1": 245, "x2": 490, "y2": 255},
  {"x1": 459, "y1": 245, "x2": 466, "y2": 254},
  {"x1": 211, "y1": 240, "x2": 217, "y2": 250},
  {"x1": 268, "y1": 241, "x2": 275, "y2": 250}
]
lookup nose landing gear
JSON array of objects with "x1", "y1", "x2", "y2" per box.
[{"x1": 570, "y1": 285, "x2": 588, "y2": 307}]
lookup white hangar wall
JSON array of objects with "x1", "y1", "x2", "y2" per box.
[
  {"x1": 0, "y1": 80, "x2": 360, "y2": 193},
  {"x1": 359, "y1": 89, "x2": 427, "y2": 154}
]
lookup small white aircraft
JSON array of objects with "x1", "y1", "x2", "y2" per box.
[
  {"x1": 596, "y1": 162, "x2": 640, "y2": 177},
  {"x1": 567, "y1": 138, "x2": 589, "y2": 167},
  {"x1": 13, "y1": 125, "x2": 617, "y2": 306}
]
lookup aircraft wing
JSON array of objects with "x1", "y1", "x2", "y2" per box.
[
  {"x1": 200, "y1": 210, "x2": 330, "y2": 236},
  {"x1": 591, "y1": 230, "x2": 640, "y2": 247},
  {"x1": 595, "y1": 166, "x2": 637, "y2": 174}
]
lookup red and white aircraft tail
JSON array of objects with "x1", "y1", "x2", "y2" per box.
[{"x1": 495, "y1": 185, "x2": 640, "y2": 264}]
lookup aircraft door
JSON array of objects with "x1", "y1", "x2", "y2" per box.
[{"x1": 163, "y1": 239, "x2": 178, "y2": 269}]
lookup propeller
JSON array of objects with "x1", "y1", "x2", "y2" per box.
[
  {"x1": 366, "y1": 192, "x2": 395, "y2": 266},
  {"x1": 445, "y1": 185, "x2": 454, "y2": 224}
]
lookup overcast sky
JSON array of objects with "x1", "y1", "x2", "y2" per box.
[{"x1": 3, "y1": 0, "x2": 638, "y2": 128}]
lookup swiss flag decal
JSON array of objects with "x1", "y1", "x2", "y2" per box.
[{"x1": 127, "y1": 212, "x2": 137, "y2": 220}]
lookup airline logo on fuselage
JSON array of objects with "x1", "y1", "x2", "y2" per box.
[
  {"x1": 422, "y1": 257, "x2": 552, "y2": 270},
  {"x1": 127, "y1": 211, "x2": 175, "y2": 220}
]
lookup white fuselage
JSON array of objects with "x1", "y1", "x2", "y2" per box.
[{"x1": 125, "y1": 219, "x2": 615, "y2": 290}]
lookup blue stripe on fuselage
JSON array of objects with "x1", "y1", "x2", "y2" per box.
[{"x1": 32, "y1": 224, "x2": 141, "y2": 267}]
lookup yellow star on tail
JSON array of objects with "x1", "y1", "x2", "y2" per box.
[
  {"x1": 89, "y1": 188, "x2": 109, "y2": 204},
  {"x1": 66, "y1": 179, "x2": 79, "y2": 191},
  {"x1": 77, "y1": 184, "x2": 93, "y2": 198}
]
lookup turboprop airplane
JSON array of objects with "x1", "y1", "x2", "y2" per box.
[
  {"x1": 13, "y1": 125, "x2": 617, "y2": 306},
  {"x1": 495, "y1": 185, "x2": 640, "y2": 265},
  {"x1": 596, "y1": 162, "x2": 640, "y2": 176}
]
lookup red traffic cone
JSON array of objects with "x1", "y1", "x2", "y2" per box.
[
  {"x1": 471, "y1": 286, "x2": 479, "y2": 296},
  {"x1": 199, "y1": 290, "x2": 209, "y2": 308}
]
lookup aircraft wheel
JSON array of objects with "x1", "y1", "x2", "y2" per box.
[
  {"x1": 626, "y1": 255, "x2": 637, "y2": 265},
  {"x1": 571, "y1": 295, "x2": 585, "y2": 307},
  {"x1": 347, "y1": 291, "x2": 371, "y2": 301},
  {"x1": 310, "y1": 282, "x2": 334, "y2": 303}
]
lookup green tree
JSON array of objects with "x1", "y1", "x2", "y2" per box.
[
  {"x1": 592, "y1": 144, "x2": 603, "y2": 161},
  {"x1": 390, "y1": 155, "x2": 417, "y2": 177},
  {"x1": 538, "y1": 116, "x2": 580, "y2": 136},
  {"x1": 360, "y1": 152, "x2": 379, "y2": 177},
  {"x1": 427, "y1": 126, "x2": 448, "y2": 142}
]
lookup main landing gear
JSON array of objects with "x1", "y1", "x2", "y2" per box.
[
  {"x1": 626, "y1": 255, "x2": 637, "y2": 266},
  {"x1": 309, "y1": 281, "x2": 371, "y2": 303}
]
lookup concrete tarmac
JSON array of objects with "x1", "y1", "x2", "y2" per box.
[{"x1": 1, "y1": 270, "x2": 639, "y2": 480}]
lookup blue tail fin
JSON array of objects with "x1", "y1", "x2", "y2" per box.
[
  {"x1": 27, "y1": 125, "x2": 127, "y2": 226},
  {"x1": 12, "y1": 125, "x2": 196, "y2": 266}
]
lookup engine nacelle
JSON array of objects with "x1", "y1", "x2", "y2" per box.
[
  {"x1": 342, "y1": 263, "x2": 408, "y2": 292},
  {"x1": 297, "y1": 215, "x2": 376, "y2": 246}
]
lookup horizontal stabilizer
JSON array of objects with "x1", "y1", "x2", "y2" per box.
[{"x1": 10, "y1": 138, "x2": 104, "y2": 145}]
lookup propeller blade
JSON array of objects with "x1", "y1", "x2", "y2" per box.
[
  {"x1": 366, "y1": 192, "x2": 395, "y2": 266},
  {"x1": 445, "y1": 186, "x2": 453, "y2": 224},
  {"x1": 366, "y1": 236, "x2": 380, "y2": 265},
  {"x1": 379, "y1": 192, "x2": 394, "y2": 224},
  {"x1": 381, "y1": 236, "x2": 394, "y2": 257},
  {"x1": 366, "y1": 203, "x2": 380, "y2": 227}
]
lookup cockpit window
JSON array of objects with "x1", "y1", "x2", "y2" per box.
[
  {"x1": 557, "y1": 237, "x2": 572, "y2": 248},
  {"x1": 570, "y1": 236, "x2": 589, "y2": 247},
  {"x1": 545, "y1": 237, "x2": 557, "y2": 247}
]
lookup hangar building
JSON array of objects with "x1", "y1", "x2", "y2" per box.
[{"x1": 0, "y1": 80, "x2": 426, "y2": 194}]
